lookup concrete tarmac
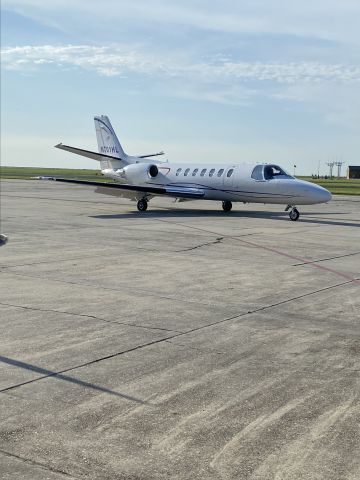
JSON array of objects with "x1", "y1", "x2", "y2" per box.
[{"x1": 0, "y1": 179, "x2": 359, "y2": 480}]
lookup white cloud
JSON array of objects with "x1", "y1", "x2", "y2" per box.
[
  {"x1": 4, "y1": 0, "x2": 360, "y2": 48},
  {"x1": 3, "y1": 44, "x2": 360, "y2": 85},
  {"x1": 3, "y1": 44, "x2": 360, "y2": 131},
  {"x1": 3, "y1": 2, "x2": 360, "y2": 169}
]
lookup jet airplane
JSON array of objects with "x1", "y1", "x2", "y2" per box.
[{"x1": 54, "y1": 116, "x2": 331, "y2": 220}]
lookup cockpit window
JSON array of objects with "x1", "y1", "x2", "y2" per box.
[
  {"x1": 264, "y1": 165, "x2": 293, "y2": 180},
  {"x1": 251, "y1": 165, "x2": 264, "y2": 180},
  {"x1": 251, "y1": 164, "x2": 294, "y2": 181}
]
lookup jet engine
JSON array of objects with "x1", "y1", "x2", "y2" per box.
[{"x1": 118, "y1": 163, "x2": 159, "y2": 183}]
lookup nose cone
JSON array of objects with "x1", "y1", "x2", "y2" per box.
[
  {"x1": 316, "y1": 185, "x2": 332, "y2": 203},
  {"x1": 309, "y1": 184, "x2": 332, "y2": 204},
  {"x1": 295, "y1": 180, "x2": 332, "y2": 204}
]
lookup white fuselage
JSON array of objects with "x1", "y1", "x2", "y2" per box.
[{"x1": 103, "y1": 162, "x2": 331, "y2": 206}]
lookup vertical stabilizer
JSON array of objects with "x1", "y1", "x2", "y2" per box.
[{"x1": 94, "y1": 115, "x2": 128, "y2": 169}]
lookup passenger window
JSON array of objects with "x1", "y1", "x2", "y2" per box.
[
  {"x1": 227, "y1": 169, "x2": 234, "y2": 177},
  {"x1": 184, "y1": 168, "x2": 190, "y2": 176},
  {"x1": 251, "y1": 165, "x2": 264, "y2": 181},
  {"x1": 200, "y1": 168, "x2": 207, "y2": 177},
  {"x1": 209, "y1": 168, "x2": 215, "y2": 177},
  {"x1": 217, "y1": 169, "x2": 224, "y2": 177},
  {"x1": 176, "y1": 168, "x2": 182, "y2": 176},
  {"x1": 192, "y1": 168, "x2": 199, "y2": 176}
]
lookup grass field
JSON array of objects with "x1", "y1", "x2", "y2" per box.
[
  {"x1": 0, "y1": 166, "x2": 109, "y2": 182},
  {"x1": 1, "y1": 166, "x2": 359, "y2": 195},
  {"x1": 299, "y1": 177, "x2": 360, "y2": 195}
]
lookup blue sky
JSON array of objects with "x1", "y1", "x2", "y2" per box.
[{"x1": 2, "y1": 0, "x2": 360, "y2": 175}]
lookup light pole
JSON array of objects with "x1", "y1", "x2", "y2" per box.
[
  {"x1": 326, "y1": 161, "x2": 335, "y2": 179},
  {"x1": 335, "y1": 161, "x2": 344, "y2": 178}
]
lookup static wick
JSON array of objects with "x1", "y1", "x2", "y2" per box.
[{"x1": 0, "y1": 234, "x2": 8, "y2": 246}]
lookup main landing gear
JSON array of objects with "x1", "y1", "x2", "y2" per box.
[
  {"x1": 285, "y1": 205, "x2": 300, "y2": 221},
  {"x1": 137, "y1": 198, "x2": 148, "y2": 212},
  {"x1": 222, "y1": 201, "x2": 232, "y2": 212}
]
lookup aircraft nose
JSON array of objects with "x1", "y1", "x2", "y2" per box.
[
  {"x1": 312, "y1": 185, "x2": 332, "y2": 203},
  {"x1": 323, "y1": 188, "x2": 332, "y2": 202}
]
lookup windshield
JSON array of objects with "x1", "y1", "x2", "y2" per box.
[{"x1": 251, "y1": 164, "x2": 294, "y2": 180}]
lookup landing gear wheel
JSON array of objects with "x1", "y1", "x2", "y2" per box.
[
  {"x1": 222, "y1": 201, "x2": 232, "y2": 212},
  {"x1": 137, "y1": 199, "x2": 148, "y2": 212},
  {"x1": 289, "y1": 208, "x2": 300, "y2": 221}
]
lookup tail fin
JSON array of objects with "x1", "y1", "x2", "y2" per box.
[{"x1": 94, "y1": 115, "x2": 128, "y2": 169}]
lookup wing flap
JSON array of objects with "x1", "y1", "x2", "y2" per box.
[{"x1": 164, "y1": 186, "x2": 205, "y2": 198}]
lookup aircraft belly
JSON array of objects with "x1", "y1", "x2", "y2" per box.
[{"x1": 203, "y1": 189, "x2": 231, "y2": 201}]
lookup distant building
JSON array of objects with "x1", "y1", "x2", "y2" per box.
[{"x1": 347, "y1": 166, "x2": 360, "y2": 179}]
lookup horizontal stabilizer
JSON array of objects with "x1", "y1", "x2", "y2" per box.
[
  {"x1": 138, "y1": 151, "x2": 164, "y2": 159},
  {"x1": 54, "y1": 143, "x2": 124, "y2": 162}
]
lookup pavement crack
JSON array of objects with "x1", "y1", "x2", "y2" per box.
[
  {"x1": 0, "y1": 448, "x2": 79, "y2": 478},
  {"x1": 175, "y1": 236, "x2": 224, "y2": 252},
  {"x1": 0, "y1": 253, "x2": 109, "y2": 269},
  {"x1": 164, "y1": 340, "x2": 223, "y2": 355},
  {"x1": 155, "y1": 219, "x2": 360, "y2": 284},
  {"x1": 0, "y1": 280, "x2": 354, "y2": 397},
  {"x1": 1, "y1": 270, "x2": 223, "y2": 308},
  {"x1": 293, "y1": 251, "x2": 360, "y2": 266},
  {"x1": 244, "y1": 280, "x2": 355, "y2": 314},
  {"x1": 0, "y1": 302, "x2": 182, "y2": 334},
  {"x1": 0, "y1": 334, "x2": 178, "y2": 397}
]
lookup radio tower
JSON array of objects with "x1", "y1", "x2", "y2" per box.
[
  {"x1": 326, "y1": 161, "x2": 335, "y2": 179},
  {"x1": 334, "y1": 161, "x2": 344, "y2": 178}
]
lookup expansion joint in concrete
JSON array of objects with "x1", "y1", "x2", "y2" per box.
[{"x1": 0, "y1": 448, "x2": 79, "y2": 479}]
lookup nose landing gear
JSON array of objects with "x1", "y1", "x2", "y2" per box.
[
  {"x1": 285, "y1": 205, "x2": 300, "y2": 221},
  {"x1": 137, "y1": 198, "x2": 148, "y2": 212}
]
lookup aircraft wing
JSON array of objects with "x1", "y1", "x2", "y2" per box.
[{"x1": 54, "y1": 178, "x2": 205, "y2": 200}]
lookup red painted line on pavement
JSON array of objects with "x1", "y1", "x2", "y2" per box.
[
  {"x1": 236, "y1": 237, "x2": 360, "y2": 285},
  {"x1": 157, "y1": 220, "x2": 360, "y2": 285}
]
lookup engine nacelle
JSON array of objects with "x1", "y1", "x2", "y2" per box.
[{"x1": 119, "y1": 163, "x2": 159, "y2": 183}]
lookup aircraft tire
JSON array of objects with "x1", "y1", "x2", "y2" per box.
[
  {"x1": 137, "y1": 199, "x2": 148, "y2": 212},
  {"x1": 289, "y1": 208, "x2": 300, "y2": 221},
  {"x1": 222, "y1": 201, "x2": 232, "y2": 212}
]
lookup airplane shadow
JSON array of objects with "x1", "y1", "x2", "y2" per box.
[
  {"x1": 91, "y1": 209, "x2": 359, "y2": 228},
  {"x1": 92, "y1": 209, "x2": 285, "y2": 220},
  {"x1": 270, "y1": 216, "x2": 360, "y2": 228},
  {"x1": 0, "y1": 355, "x2": 147, "y2": 404}
]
